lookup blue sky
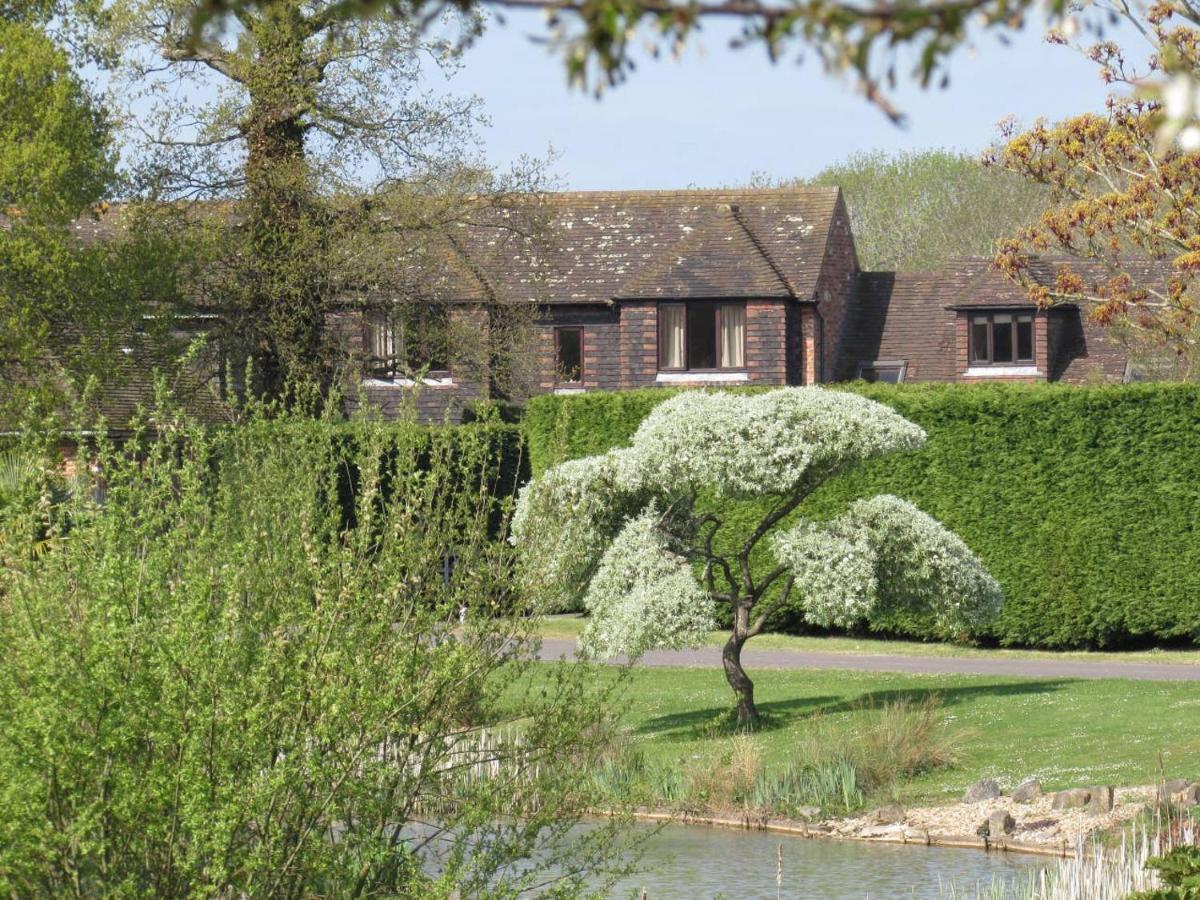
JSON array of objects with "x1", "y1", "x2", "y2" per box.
[{"x1": 426, "y1": 10, "x2": 1136, "y2": 189}]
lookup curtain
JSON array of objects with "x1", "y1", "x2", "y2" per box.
[
  {"x1": 658, "y1": 305, "x2": 685, "y2": 369},
  {"x1": 720, "y1": 304, "x2": 745, "y2": 368},
  {"x1": 369, "y1": 314, "x2": 395, "y2": 364}
]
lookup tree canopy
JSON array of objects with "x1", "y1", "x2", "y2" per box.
[
  {"x1": 0, "y1": 20, "x2": 133, "y2": 425},
  {"x1": 0, "y1": 20, "x2": 113, "y2": 224},
  {"x1": 88, "y1": 0, "x2": 548, "y2": 398},
  {"x1": 796, "y1": 149, "x2": 1049, "y2": 271},
  {"x1": 512, "y1": 387, "x2": 1002, "y2": 723}
]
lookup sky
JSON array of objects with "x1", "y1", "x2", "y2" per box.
[{"x1": 423, "y1": 10, "x2": 1140, "y2": 190}]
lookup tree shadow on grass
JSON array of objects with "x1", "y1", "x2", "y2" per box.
[{"x1": 632, "y1": 679, "x2": 1073, "y2": 740}]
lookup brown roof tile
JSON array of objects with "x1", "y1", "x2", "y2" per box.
[{"x1": 450, "y1": 187, "x2": 841, "y2": 304}]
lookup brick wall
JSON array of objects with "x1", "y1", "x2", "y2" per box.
[
  {"x1": 744, "y1": 300, "x2": 788, "y2": 384},
  {"x1": 812, "y1": 192, "x2": 859, "y2": 382},
  {"x1": 617, "y1": 301, "x2": 660, "y2": 389},
  {"x1": 334, "y1": 304, "x2": 488, "y2": 424},
  {"x1": 531, "y1": 305, "x2": 622, "y2": 393}
]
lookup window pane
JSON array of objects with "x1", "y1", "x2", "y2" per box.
[
  {"x1": 368, "y1": 313, "x2": 395, "y2": 375},
  {"x1": 1016, "y1": 316, "x2": 1033, "y2": 361},
  {"x1": 970, "y1": 320, "x2": 990, "y2": 362},
  {"x1": 556, "y1": 328, "x2": 582, "y2": 383},
  {"x1": 860, "y1": 365, "x2": 903, "y2": 384},
  {"x1": 397, "y1": 303, "x2": 449, "y2": 372},
  {"x1": 992, "y1": 317, "x2": 1014, "y2": 363},
  {"x1": 658, "y1": 305, "x2": 685, "y2": 369},
  {"x1": 688, "y1": 306, "x2": 718, "y2": 369},
  {"x1": 719, "y1": 304, "x2": 745, "y2": 368}
]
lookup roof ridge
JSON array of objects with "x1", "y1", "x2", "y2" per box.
[
  {"x1": 527, "y1": 186, "x2": 841, "y2": 203},
  {"x1": 728, "y1": 203, "x2": 798, "y2": 298}
]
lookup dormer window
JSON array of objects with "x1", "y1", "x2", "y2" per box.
[{"x1": 969, "y1": 312, "x2": 1034, "y2": 366}]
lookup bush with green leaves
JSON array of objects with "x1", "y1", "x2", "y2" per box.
[
  {"x1": 523, "y1": 382, "x2": 1200, "y2": 649},
  {"x1": 513, "y1": 387, "x2": 1000, "y2": 723},
  {"x1": 0, "y1": 397, "x2": 628, "y2": 898},
  {"x1": 1134, "y1": 846, "x2": 1200, "y2": 899}
]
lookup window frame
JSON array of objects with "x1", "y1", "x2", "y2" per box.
[
  {"x1": 365, "y1": 310, "x2": 398, "y2": 378},
  {"x1": 656, "y1": 301, "x2": 748, "y2": 373},
  {"x1": 553, "y1": 325, "x2": 585, "y2": 385},
  {"x1": 365, "y1": 307, "x2": 452, "y2": 379},
  {"x1": 968, "y1": 311, "x2": 1036, "y2": 367},
  {"x1": 856, "y1": 360, "x2": 907, "y2": 384}
]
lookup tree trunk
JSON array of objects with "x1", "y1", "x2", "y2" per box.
[
  {"x1": 238, "y1": 0, "x2": 327, "y2": 398},
  {"x1": 722, "y1": 633, "x2": 758, "y2": 726}
]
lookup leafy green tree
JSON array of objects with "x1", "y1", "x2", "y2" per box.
[
  {"x1": 0, "y1": 393, "x2": 631, "y2": 896},
  {"x1": 512, "y1": 388, "x2": 1001, "y2": 724},
  {"x1": 794, "y1": 149, "x2": 1048, "y2": 271},
  {"x1": 0, "y1": 20, "x2": 132, "y2": 424},
  {"x1": 94, "y1": 0, "x2": 546, "y2": 399},
  {"x1": 0, "y1": 20, "x2": 112, "y2": 224}
]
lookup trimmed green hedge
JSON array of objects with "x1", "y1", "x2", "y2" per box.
[{"x1": 522, "y1": 384, "x2": 1200, "y2": 649}]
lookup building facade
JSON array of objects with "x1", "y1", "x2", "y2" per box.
[{"x1": 337, "y1": 188, "x2": 1155, "y2": 422}]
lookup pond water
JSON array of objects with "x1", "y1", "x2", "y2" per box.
[{"x1": 606, "y1": 823, "x2": 1047, "y2": 899}]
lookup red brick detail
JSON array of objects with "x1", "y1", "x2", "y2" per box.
[{"x1": 812, "y1": 192, "x2": 858, "y2": 382}]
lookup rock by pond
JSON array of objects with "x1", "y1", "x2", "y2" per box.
[
  {"x1": 962, "y1": 779, "x2": 1001, "y2": 803},
  {"x1": 1011, "y1": 780, "x2": 1042, "y2": 804}
]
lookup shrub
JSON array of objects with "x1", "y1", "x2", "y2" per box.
[
  {"x1": 0, "y1": 397, "x2": 623, "y2": 897},
  {"x1": 523, "y1": 383, "x2": 1200, "y2": 648}
]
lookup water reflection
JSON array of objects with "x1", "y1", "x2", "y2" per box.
[{"x1": 607, "y1": 824, "x2": 1045, "y2": 899}]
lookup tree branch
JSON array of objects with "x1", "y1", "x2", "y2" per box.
[
  {"x1": 162, "y1": 43, "x2": 243, "y2": 84},
  {"x1": 748, "y1": 576, "x2": 794, "y2": 638}
]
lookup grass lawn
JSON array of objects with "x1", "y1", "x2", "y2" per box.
[
  {"x1": 547, "y1": 662, "x2": 1200, "y2": 807},
  {"x1": 538, "y1": 614, "x2": 1200, "y2": 665}
]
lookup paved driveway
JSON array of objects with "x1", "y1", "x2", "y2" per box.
[{"x1": 535, "y1": 638, "x2": 1200, "y2": 681}]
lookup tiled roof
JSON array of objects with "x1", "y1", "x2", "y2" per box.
[
  {"x1": 615, "y1": 206, "x2": 792, "y2": 298},
  {"x1": 449, "y1": 188, "x2": 842, "y2": 304}
]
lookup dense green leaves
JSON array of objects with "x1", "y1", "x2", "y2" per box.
[
  {"x1": 0, "y1": 20, "x2": 113, "y2": 224},
  {"x1": 0, "y1": 404, "x2": 623, "y2": 897},
  {"x1": 797, "y1": 149, "x2": 1048, "y2": 271},
  {"x1": 524, "y1": 383, "x2": 1200, "y2": 648}
]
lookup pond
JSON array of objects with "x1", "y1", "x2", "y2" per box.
[{"x1": 606, "y1": 823, "x2": 1047, "y2": 899}]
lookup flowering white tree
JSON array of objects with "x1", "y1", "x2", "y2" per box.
[{"x1": 512, "y1": 388, "x2": 1002, "y2": 724}]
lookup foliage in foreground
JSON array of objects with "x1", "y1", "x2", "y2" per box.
[
  {"x1": 522, "y1": 382, "x2": 1200, "y2": 649},
  {"x1": 512, "y1": 387, "x2": 1000, "y2": 722},
  {"x1": 0, "y1": 396, "x2": 629, "y2": 897},
  {"x1": 993, "y1": 2, "x2": 1200, "y2": 378}
]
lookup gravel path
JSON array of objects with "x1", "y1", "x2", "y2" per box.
[{"x1": 535, "y1": 638, "x2": 1200, "y2": 681}]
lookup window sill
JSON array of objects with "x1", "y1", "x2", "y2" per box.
[
  {"x1": 363, "y1": 376, "x2": 456, "y2": 389},
  {"x1": 553, "y1": 386, "x2": 586, "y2": 395},
  {"x1": 656, "y1": 371, "x2": 750, "y2": 383},
  {"x1": 962, "y1": 366, "x2": 1040, "y2": 378}
]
